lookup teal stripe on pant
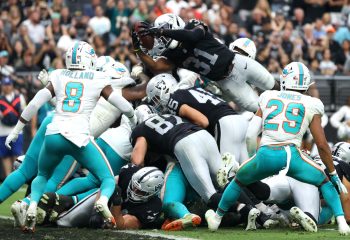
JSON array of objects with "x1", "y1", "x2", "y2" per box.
[
  {"x1": 162, "y1": 162, "x2": 191, "y2": 219},
  {"x1": 30, "y1": 134, "x2": 115, "y2": 204},
  {"x1": 0, "y1": 115, "x2": 53, "y2": 203},
  {"x1": 56, "y1": 138, "x2": 126, "y2": 196},
  {"x1": 218, "y1": 145, "x2": 344, "y2": 217}
]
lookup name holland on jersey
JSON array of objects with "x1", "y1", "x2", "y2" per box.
[{"x1": 60, "y1": 70, "x2": 95, "y2": 80}]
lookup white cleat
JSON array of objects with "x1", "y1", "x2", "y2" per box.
[
  {"x1": 246, "y1": 208, "x2": 260, "y2": 231},
  {"x1": 11, "y1": 201, "x2": 27, "y2": 228},
  {"x1": 337, "y1": 216, "x2": 350, "y2": 235},
  {"x1": 290, "y1": 206, "x2": 317, "y2": 232},
  {"x1": 217, "y1": 153, "x2": 239, "y2": 188},
  {"x1": 23, "y1": 206, "x2": 37, "y2": 233},
  {"x1": 94, "y1": 198, "x2": 116, "y2": 228},
  {"x1": 205, "y1": 209, "x2": 222, "y2": 232}
]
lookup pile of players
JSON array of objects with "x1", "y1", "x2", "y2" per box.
[{"x1": 1, "y1": 13, "x2": 350, "y2": 236}]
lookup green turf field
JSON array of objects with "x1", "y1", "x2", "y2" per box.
[{"x1": 0, "y1": 188, "x2": 346, "y2": 240}]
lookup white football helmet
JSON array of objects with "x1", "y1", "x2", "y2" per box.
[
  {"x1": 280, "y1": 62, "x2": 311, "y2": 91},
  {"x1": 154, "y1": 13, "x2": 185, "y2": 49},
  {"x1": 134, "y1": 104, "x2": 156, "y2": 124},
  {"x1": 229, "y1": 38, "x2": 257, "y2": 59},
  {"x1": 148, "y1": 38, "x2": 167, "y2": 57},
  {"x1": 332, "y1": 142, "x2": 350, "y2": 164},
  {"x1": 146, "y1": 73, "x2": 177, "y2": 112},
  {"x1": 99, "y1": 60, "x2": 135, "y2": 88},
  {"x1": 127, "y1": 166, "x2": 164, "y2": 203},
  {"x1": 65, "y1": 41, "x2": 97, "y2": 70},
  {"x1": 96, "y1": 56, "x2": 116, "y2": 71}
]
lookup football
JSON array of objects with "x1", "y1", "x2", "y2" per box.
[{"x1": 134, "y1": 22, "x2": 155, "y2": 50}]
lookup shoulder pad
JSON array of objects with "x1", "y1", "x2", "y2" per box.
[{"x1": 185, "y1": 19, "x2": 208, "y2": 31}]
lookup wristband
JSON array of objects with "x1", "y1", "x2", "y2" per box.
[{"x1": 329, "y1": 170, "x2": 337, "y2": 176}]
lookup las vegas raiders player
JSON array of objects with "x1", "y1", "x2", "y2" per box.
[
  {"x1": 40, "y1": 164, "x2": 164, "y2": 230},
  {"x1": 146, "y1": 73, "x2": 248, "y2": 164},
  {"x1": 130, "y1": 105, "x2": 233, "y2": 203},
  {"x1": 132, "y1": 13, "x2": 278, "y2": 112}
]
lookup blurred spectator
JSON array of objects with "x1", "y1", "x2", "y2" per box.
[
  {"x1": 0, "y1": 51, "x2": 14, "y2": 77},
  {"x1": 8, "y1": 5, "x2": 22, "y2": 32},
  {"x1": 39, "y1": 1, "x2": 52, "y2": 28},
  {"x1": 166, "y1": 0, "x2": 189, "y2": 15},
  {"x1": 271, "y1": 10, "x2": 286, "y2": 32},
  {"x1": 16, "y1": 50, "x2": 40, "y2": 72},
  {"x1": 10, "y1": 40, "x2": 24, "y2": 69},
  {"x1": 22, "y1": 8, "x2": 45, "y2": 45},
  {"x1": 281, "y1": 29, "x2": 294, "y2": 57},
  {"x1": 313, "y1": 18, "x2": 326, "y2": 40},
  {"x1": 46, "y1": 13, "x2": 64, "y2": 44},
  {"x1": 342, "y1": 40, "x2": 350, "y2": 74},
  {"x1": 319, "y1": 49, "x2": 337, "y2": 75},
  {"x1": 57, "y1": 26, "x2": 77, "y2": 52},
  {"x1": 130, "y1": 0, "x2": 149, "y2": 22},
  {"x1": 304, "y1": 0, "x2": 326, "y2": 24},
  {"x1": 106, "y1": 0, "x2": 134, "y2": 38},
  {"x1": 326, "y1": 25, "x2": 346, "y2": 70},
  {"x1": 292, "y1": 8, "x2": 305, "y2": 33},
  {"x1": 223, "y1": 23, "x2": 239, "y2": 46},
  {"x1": 60, "y1": 6, "x2": 72, "y2": 28},
  {"x1": 267, "y1": 58, "x2": 282, "y2": 74},
  {"x1": 10, "y1": 25, "x2": 35, "y2": 55},
  {"x1": 50, "y1": 0, "x2": 65, "y2": 13},
  {"x1": 93, "y1": 35, "x2": 108, "y2": 56},
  {"x1": 33, "y1": 38, "x2": 58, "y2": 69},
  {"x1": 0, "y1": 77, "x2": 26, "y2": 179},
  {"x1": 88, "y1": 6, "x2": 111, "y2": 36},
  {"x1": 153, "y1": 0, "x2": 172, "y2": 17},
  {"x1": 330, "y1": 96, "x2": 350, "y2": 142}
]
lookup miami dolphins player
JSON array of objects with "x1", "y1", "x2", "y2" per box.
[
  {"x1": 5, "y1": 41, "x2": 136, "y2": 232},
  {"x1": 205, "y1": 62, "x2": 350, "y2": 235}
]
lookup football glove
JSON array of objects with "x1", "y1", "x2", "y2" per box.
[
  {"x1": 330, "y1": 171, "x2": 348, "y2": 194},
  {"x1": 131, "y1": 29, "x2": 141, "y2": 53},
  {"x1": 138, "y1": 22, "x2": 163, "y2": 37},
  {"x1": 38, "y1": 69, "x2": 49, "y2": 86}
]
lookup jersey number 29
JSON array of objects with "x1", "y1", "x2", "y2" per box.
[
  {"x1": 264, "y1": 99, "x2": 305, "y2": 134},
  {"x1": 62, "y1": 82, "x2": 83, "y2": 113}
]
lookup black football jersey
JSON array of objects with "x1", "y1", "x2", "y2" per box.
[
  {"x1": 131, "y1": 114, "x2": 202, "y2": 155},
  {"x1": 161, "y1": 19, "x2": 235, "y2": 81},
  {"x1": 314, "y1": 155, "x2": 350, "y2": 182},
  {"x1": 167, "y1": 87, "x2": 236, "y2": 134},
  {"x1": 118, "y1": 163, "x2": 162, "y2": 228}
]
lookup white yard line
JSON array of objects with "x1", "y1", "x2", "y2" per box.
[{"x1": 116, "y1": 230, "x2": 198, "y2": 240}]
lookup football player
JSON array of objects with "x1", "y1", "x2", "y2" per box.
[
  {"x1": 130, "y1": 105, "x2": 233, "y2": 204},
  {"x1": 40, "y1": 164, "x2": 164, "y2": 230},
  {"x1": 5, "y1": 41, "x2": 137, "y2": 232},
  {"x1": 146, "y1": 73, "x2": 248, "y2": 164},
  {"x1": 132, "y1": 13, "x2": 278, "y2": 112},
  {"x1": 205, "y1": 62, "x2": 350, "y2": 235}
]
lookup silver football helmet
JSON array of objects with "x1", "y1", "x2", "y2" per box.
[
  {"x1": 127, "y1": 166, "x2": 164, "y2": 203},
  {"x1": 154, "y1": 13, "x2": 185, "y2": 49},
  {"x1": 332, "y1": 142, "x2": 350, "y2": 164},
  {"x1": 146, "y1": 73, "x2": 177, "y2": 112}
]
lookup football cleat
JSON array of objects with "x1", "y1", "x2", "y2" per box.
[
  {"x1": 94, "y1": 198, "x2": 116, "y2": 228},
  {"x1": 11, "y1": 200, "x2": 27, "y2": 228},
  {"x1": 22, "y1": 205, "x2": 37, "y2": 233},
  {"x1": 205, "y1": 209, "x2": 222, "y2": 232},
  {"x1": 290, "y1": 206, "x2": 317, "y2": 232},
  {"x1": 217, "y1": 153, "x2": 239, "y2": 188},
  {"x1": 246, "y1": 208, "x2": 260, "y2": 231},
  {"x1": 163, "y1": 213, "x2": 201, "y2": 231},
  {"x1": 336, "y1": 216, "x2": 350, "y2": 235}
]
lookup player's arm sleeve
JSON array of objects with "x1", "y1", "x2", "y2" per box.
[
  {"x1": 21, "y1": 88, "x2": 53, "y2": 122},
  {"x1": 161, "y1": 26, "x2": 205, "y2": 43},
  {"x1": 246, "y1": 112, "x2": 263, "y2": 157},
  {"x1": 330, "y1": 106, "x2": 346, "y2": 128},
  {"x1": 107, "y1": 89, "x2": 134, "y2": 118}
]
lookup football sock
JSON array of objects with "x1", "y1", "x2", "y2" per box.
[
  {"x1": 320, "y1": 181, "x2": 344, "y2": 217},
  {"x1": 163, "y1": 202, "x2": 190, "y2": 219},
  {"x1": 56, "y1": 176, "x2": 99, "y2": 196},
  {"x1": 319, "y1": 204, "x2": 333, "y2": 225},
  {"x1": 0, "y1": 169, "x2": 27, "y2": 202},
  {"x1": 217, "y1": 180, "x2": 241, "y2": 217},
  {"x1": 76, "y1": 188, "x2": 99, "y2": 203}
]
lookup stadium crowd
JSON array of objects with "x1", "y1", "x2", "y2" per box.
[{"x1": 0, "y1": 0, "x2": 350, "y2": 177}]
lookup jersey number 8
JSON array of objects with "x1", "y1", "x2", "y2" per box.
[
  {"x1": 264, "y1": 99, "x2": 305, "y2": 134},
  {"x1": 62, "y1": 82, "x2": 84, "y2": 113}
]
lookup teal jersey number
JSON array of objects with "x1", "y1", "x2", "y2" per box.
[
  {"x1": 264, "y1": 99, "x2": 284, "y2": 131},
  {"x1": 62, "y1": 82, "x2": 83, "y2": 112},
  {"x1": 264, "y1": 99, "x2": 305, "y2": 134}
]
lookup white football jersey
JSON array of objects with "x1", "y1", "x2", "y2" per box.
[
  {"x1": 259, "y1": 90, "x2": 324, "y2": 147},
  {"x1": 99, "y1": 124, "x2": 132, "y2": 161},
  {"x1": 46, "y1": 69, "x2": 110, "y2": 146}
]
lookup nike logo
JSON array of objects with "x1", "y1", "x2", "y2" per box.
[{"x1": 244, "y1": 63, "x2": 247, "y2": 70}]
